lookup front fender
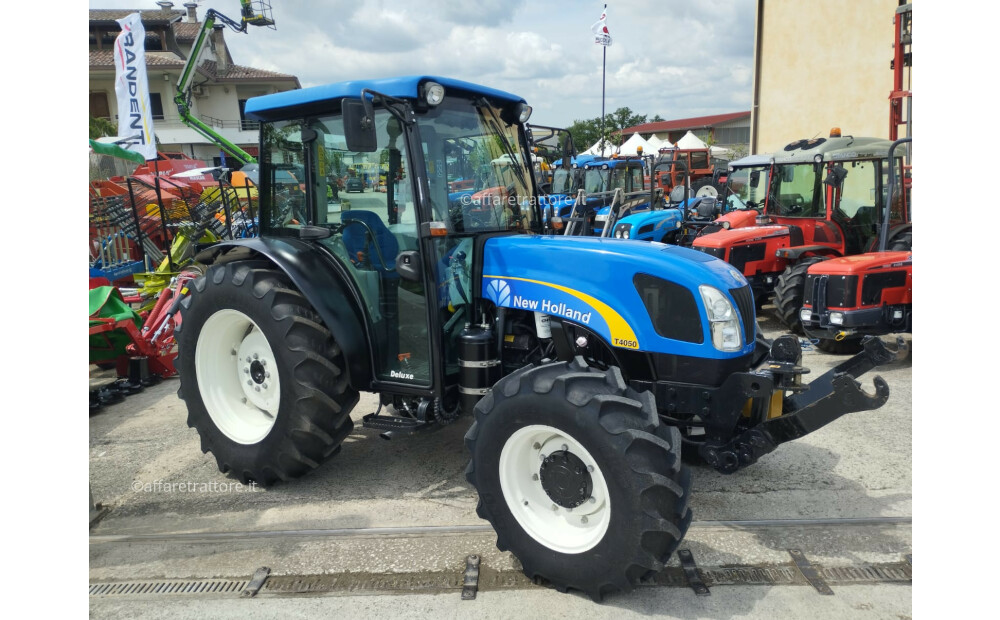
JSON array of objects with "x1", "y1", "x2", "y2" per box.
[{"x1": 195, "y1": 238, "x2": 373, "y2": 389}]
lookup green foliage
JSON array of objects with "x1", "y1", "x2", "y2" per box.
[
  {"x1": 89, "y1": 116, "x2": 117, "y2": 140},
  {"x1": 567, "y1": 107, "x2": 652, "y2": 152}
]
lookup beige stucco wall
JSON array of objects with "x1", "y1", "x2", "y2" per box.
[{"x1": 752, "y1": 0, "x2": 908, "y2": 154}]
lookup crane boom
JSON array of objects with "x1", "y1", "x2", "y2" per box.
[{"x1": 173, "y1": 1, "x2": 275, "y2": 166}]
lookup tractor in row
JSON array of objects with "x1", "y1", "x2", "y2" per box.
[{"x1": 175, "y1": 76, "x2": 901, "y2": 600}]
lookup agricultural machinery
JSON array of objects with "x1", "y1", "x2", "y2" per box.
[
  {"x1": 689, "y1": 133, "x2": 910, "y2": 330},
  {"x1": 798, "y1": 138, "x2": 912, "y2": 353},
  {"x1": 174, "y1": 76, "x2": 901, "y2": 600}
]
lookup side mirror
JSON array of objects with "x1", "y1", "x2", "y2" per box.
[
  {"x1": 343, "y1": 99, "x2": 377, "y2": 152},
  {"x1": 824, "y1": 165, "x2": 848, "y2": 188},
  {"x1": 749, "y1": 170, "x2": 761, "y2": 187}
]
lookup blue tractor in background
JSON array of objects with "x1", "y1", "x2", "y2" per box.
[{"x1": 174, "y1": 75, "x2": 901, "y2": 601}]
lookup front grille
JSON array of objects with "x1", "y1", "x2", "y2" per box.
[
  {"x1": 694, "y1": 246, "x2": 725, "y2": 259},
  {"x1": 729, "y1": 285, "x2": 756, "y2": 345},
  {"x1": 804, "y1": 274, "x2": 857, "y2": 309},
  {"x1": 861, "y1": 271, "x2": 908, "y2": 305},
  {"x1": 729, "y1": 243, "x2": 766, "y2": 273}
]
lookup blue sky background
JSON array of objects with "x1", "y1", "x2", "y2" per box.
[{"x1": 88, "y1": 0, "x2": 756, "y2": 127}]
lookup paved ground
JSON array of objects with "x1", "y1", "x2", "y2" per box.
[{"x1": 89, "y1": 308, "x2": 913, "y2": 618}]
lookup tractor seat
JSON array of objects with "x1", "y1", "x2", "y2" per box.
[{"x1": 342, "y1": 210, "x2": 399, "y2": 277}]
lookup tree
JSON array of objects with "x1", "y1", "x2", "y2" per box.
[{"x1": 89, "y1": 116, "x2": 117, "y2": 140}]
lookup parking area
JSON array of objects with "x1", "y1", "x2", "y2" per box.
[{"x1": 89, "y1": 307, "x2": 911, "y2": 616}]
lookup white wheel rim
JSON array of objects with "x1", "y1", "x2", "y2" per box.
[
  {"x1": 195, "y1": 309, "x2": 280, "y2": 444},
  {"x1": 498, "y1": 424, "x2": 611, "y2": 554},
  {"x1": 696, "y1": 185, "x2": 718, "y2": 198}
]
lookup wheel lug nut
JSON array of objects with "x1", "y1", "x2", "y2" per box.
[
  {"x1": 244, "y1": 368, "x2": 250, "y2": 374},
  {"x1": 533, "y1": 442, "x2": 541, "y2": 450},
  {"x1": 589, "y1": 497, "x2": 596, "y2": 504},
  {"x1": 247, "y1": 380, "x2": 252, "y2": 386},
  {"x1": 253, "y1": 353, "x2": 259, "y2": 360},
  {"x1": 241, "y1": 397, "x2": 247, "y2": 404},
  {"x1": 261, "y1": 360, "x2": 267, "y2": 366},
  {"x1": 262, "y1": 383, "x2": 268, "y2": 389},
  {"x1": 581, "y1": 516, "x2": 589, "y2": 524},
  {"x1": 532, "y1": 473, "x2": 539, "y2": 481},
  {"x1": 539, "y1": 454, "x2": 546, "y2": 461},
  {"x1": 523, "y1": 500, "x2": 529, "y2": 506},
  {"x1": 561, "y1": 444, "x2": 568, "y2": 452},
  {"x1": 587, "y1": 465, "x2": 594, "y2": 473},
  {"x1": 265, "y1": 372, "x2": 270, "y2": 378},
  {"x1": 246, "y1": 356, "x2": 252, "y2": 363},
  {"x1": 255, "y1": 386, "x2": 260, "y2": 392}
]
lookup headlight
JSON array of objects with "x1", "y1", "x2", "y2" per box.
[
  {"x1": 829, "y1": 311, "x2": 844, "y2": 325},
  {"x1": 799, "y1": 308, "x2": 813, "y2": 322},
  {"x1": 614, "y1": 228, "x2": 623, "y2": 238},
  {"x1": 423, "y1": 81, "x2": 445, "y2": 106},
  {"x1": 622, "y1": 228, "x2": 630, "y2": 239},
  {"x1": 699, "y1": 285, "x2": 742, "y2": 351}
]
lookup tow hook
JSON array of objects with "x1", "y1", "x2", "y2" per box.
[{"x1": 701, "y1": 336, "x2": 905, "y2": 474}]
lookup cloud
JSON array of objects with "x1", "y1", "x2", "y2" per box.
[{"x1": 89, "y1": 0, "x2": 756, "y2": 127}]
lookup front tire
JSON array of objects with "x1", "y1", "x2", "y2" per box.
[
  {"x1": 176, "y1": 262, "x2": 359, "y2": 486},
  {"x1": 773, "y1": 257, "x2": 827, "y2": 333},
  {"x1": 464, "y1": 358, "x2": 692, "y2": 601}
]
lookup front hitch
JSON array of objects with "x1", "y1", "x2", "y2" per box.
[{"x1": 700, "y1": 336, "x2": 906, "y2": 473}]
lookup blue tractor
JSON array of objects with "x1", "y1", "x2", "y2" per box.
[{"x1": 175, "y1": 76, "x2": 901, "y2": 600}]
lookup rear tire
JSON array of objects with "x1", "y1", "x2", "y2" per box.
[
  {"x1": 464, "y1": 358, "x2": 692, "y2": 601},
  {"x1": 176, "y1": 262, "x2": 359, "y2": 486},
  {"x1": 773, "y1": 257, "x2": 827, "y2": 333},
  {"x1": 691, "y1": 177, "x2": 724, "y2": 198}
]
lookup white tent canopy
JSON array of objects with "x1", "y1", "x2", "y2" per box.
[
  {"x1": 616, "y1": 132, "x2": 652, "y2": 156},
  {"x1": 581, "y1": 139, "x2": 614, "y2": 156},
  {"x1": 675, "y1": 130, "x2": 708, "y2": 150},
  {"x1": 645, "y1": 135, "x2": 673, "y2": 152}
]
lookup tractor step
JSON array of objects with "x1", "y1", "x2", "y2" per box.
[{"x1": 362, "y1": 411, "x2": 432, "y2": 439}]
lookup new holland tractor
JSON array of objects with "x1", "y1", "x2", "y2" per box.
[
  {"x1": 690, "y1": 133, "x2": 911, "y2": 330},
  {"x1": 176, "y1": 77, "x2": 900, "y2": 600},
  {"x1": 798, "y1": 138, "x2": 912, "y2": 353}
]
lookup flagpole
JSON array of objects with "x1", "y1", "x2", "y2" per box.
[{"x1": 601, "y1": 45, "x2": 606, "y2": 156}]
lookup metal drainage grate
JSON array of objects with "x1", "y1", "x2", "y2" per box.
[
  {"x1": 90, "y1": 579, "x2": 249, "y2": 597},
  {"x1": 90, "y1": 560, "x2": 911, "y2": 597}
]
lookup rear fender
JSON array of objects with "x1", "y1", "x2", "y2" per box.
[{"x1": 195, "y1": 238, "x2": 373, "y2": 389}]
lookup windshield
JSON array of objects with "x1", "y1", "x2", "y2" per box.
[
  {"x1": 726, "y1": 166, "x2": 771, "y2": 209},
  {"x1": 770, "y1": 163, "x2": 820, "y2": 217},
  {"x1": 584, "y1": 168, "x2": 608, "y2": 194},
  {"x1": 418, "y1": 97, "x2": 536, "y2": 233},
  {"x1": 551, "y1": 168, "x2": 578, "y2": 195}
]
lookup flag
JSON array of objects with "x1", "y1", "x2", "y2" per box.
[
  {"x1": 592, "y1": 4, "x2": 612, "y2": 47},
  {"x1": 113, "y1": 13, "x2": 157, "y2": 161}
]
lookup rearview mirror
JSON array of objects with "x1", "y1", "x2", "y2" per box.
[
  {"x1": 343, "y1": 99, "x2": 377, "y2": 152},
  {"x1": 749, "y1": 170, "x2": 761, "y2": 187}
]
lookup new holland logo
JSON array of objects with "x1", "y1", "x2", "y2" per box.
[
  {"x1": 390, "y1": 370, "x2": 415, "y2": 380},
  {"x1": 486, "y1": 279, "x2": 511, "y2": 306}
]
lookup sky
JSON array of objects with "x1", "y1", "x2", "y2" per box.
[{"x1": 88, "y1": 0, "x2": 756, "y2": 128}]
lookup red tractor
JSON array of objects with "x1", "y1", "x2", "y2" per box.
[
  {"x1": 649, "y1": 146, "x2": 729, "y2": 197},
  {"x1": 690, "y1": 132, "x2": 911, "y2": 332},
  {"x1": 798, "y1": 138, "x2": 911, "y2": 353}
]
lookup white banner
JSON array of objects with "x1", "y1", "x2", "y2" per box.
[
  {"x1": 114, "y1": 13, "x2": 157, "y2": 161},
  {"x1": 591, "y1": 5, "x2": 612, "y2": 47}
]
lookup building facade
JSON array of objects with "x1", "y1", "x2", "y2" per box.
[
  {"x1": 89, "y1": 2, "x2": 301, "y2": 165},
  {"x1": 622, "y1": 112, "x2": 751, "y2": 150},
  {"x1": 750, "y1": 0, "x2": 910, "y2": 154}
]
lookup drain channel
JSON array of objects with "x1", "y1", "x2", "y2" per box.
[{"x1": 89, "y1": 559, "x2": 911, "y2": 597}]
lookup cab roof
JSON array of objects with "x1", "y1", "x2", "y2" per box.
[{"x1": 244, "y1": 75, "x2": 526, "y2": 122}]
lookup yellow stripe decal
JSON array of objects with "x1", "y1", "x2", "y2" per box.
[{"x1": 484, "y1": 275, "x2": 639, "y2": 349}]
